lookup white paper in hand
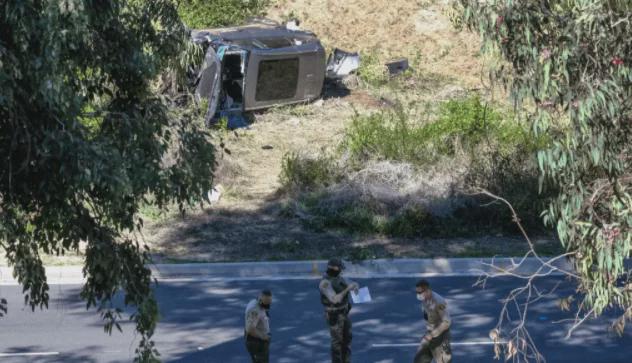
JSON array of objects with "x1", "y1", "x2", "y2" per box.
[{"x1": 351, "y1": 287, "x2": 372, "y2": 304}]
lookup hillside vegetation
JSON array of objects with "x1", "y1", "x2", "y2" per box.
[
  {"x1": 143, "y1": 0, "x2": 561, "y2": 263},
  {"x1": 178, "y1": 0, "x2": 270, "y2": 29}
]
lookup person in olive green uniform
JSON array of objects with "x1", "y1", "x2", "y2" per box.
[
  {"x1": 244, "y1": 290, "x2": 273, "y2": 363},
  {"x1": 414, "y1": 279, "x2": 452, "y2": 363},
  {"x1": 319, "y1": 258, "x2": 359, "y2": 363}
]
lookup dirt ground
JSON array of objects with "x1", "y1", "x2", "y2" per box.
[{"x1": 147, "y1": 201, "x2": 559, "y2": 263}]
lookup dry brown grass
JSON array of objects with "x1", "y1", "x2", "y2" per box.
[
  {"x1": 212, "y1": 94, "x2": 378, "y2": 205},
  {"x1": 267, "y1": 0, "x2": 483, "y2": 88}
]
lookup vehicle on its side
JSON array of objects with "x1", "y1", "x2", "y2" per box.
[
  {"x1": 192, "y1": 23, "x2": 325, "y2": 125},
  {"x1": 191, "y1": 22, "x2": 359, "y2": 126}
]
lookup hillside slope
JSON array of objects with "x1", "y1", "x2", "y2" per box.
[
  {"x1": 267, "y1": 0, "x2": 482, "y2": 87},
  {"x1": 143, "y1": 0, "x2": 558, "y2": 263}
]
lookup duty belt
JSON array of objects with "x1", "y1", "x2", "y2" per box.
[{"x1": 245, "y1": 331, "x2": 268, "y2": 343}]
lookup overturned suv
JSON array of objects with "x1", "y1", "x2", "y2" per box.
[{"x1": 191, "y1": 22, "x2": 359, "y2": 126}]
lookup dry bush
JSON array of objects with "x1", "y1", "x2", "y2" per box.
[
  {"x1": 280, "y1": 96, "x2": 549, "y2": 237},
  {"x1": 286, "y1": 158, "x2": 471, "y2": 236}
]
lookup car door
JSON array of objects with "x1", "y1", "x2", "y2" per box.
[{"x1": 195, "y1": 46, "x2": 222, "y2": 126}]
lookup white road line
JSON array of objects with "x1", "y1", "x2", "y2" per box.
[
  {"x1": 0, "y1": 352, "x2": 60, "y2": 357},
  {"x1": 453, "y1": 341, "x2": 505, "y2": 346},
  {"x1": 372, "y1": 341, "x2": 506, "y2": 348}
]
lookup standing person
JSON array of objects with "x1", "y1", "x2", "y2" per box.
[
  {"x1": 245, "y1": 290, "x2": 272, "y2": 363},
  {"x1": 319, "y1": 258, "x2": 359, "y2": 363},
  {"x1": 414, "y1": 279, "x2": 452, "y2": 363}
]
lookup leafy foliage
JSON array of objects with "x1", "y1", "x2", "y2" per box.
[
  {"x1": 177, "y1": 0, "x2": 270, "y2": 29},
  {"x1": 461, "y1": 0, "x2": 632, "y2": 344},
  {"x1": 0, "y1": 0, "x2": 215, "y2": 360}
]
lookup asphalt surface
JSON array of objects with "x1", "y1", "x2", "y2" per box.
[{"x1": 0, "y1": 276, "x2": 630, "y2": 363}]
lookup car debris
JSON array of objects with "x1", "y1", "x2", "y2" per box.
[
  {"x1": 385, "y1": 58, "x2": 409, "y2": 76},
  {"x1": 191, "y1": 21, "x2": 360, "y2": 127},
  {"x1": 207, "y1": 184, "x2": 223, "y2": 204},
  {"x1": 326, "y1": 48, "x2": 361, "y2": 80},
  {"x1": 285, "y1": 19, "x2": 301, "y2": 31}
]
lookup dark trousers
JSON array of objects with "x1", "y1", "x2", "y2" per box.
[
  {"x1": 245, "y1": 335, "x2": 269, "y2": 363},
  {"x1": 413, "y1": 330, "x2": 452, "y2": 363},
  {"x1": 326, "y1": 311, "x2": 352, "y2": 363}
]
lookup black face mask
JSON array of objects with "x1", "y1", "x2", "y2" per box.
[
  {"x1": 260, "y1": 302, "x2": 271, "y2": 310},
  {"x1": 327, "y1": 268, "x2": 341, "y2": 277}
]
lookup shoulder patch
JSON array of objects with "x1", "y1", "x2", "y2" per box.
[
  {"x1": 246, "y1": 309, "x2": 259, "y2": 325},
  {"x1": 321, "y1": 280, "x2": 330, "y2": 288},
  {"x1": 437, "y1": 303, "x2": 446, "y2": 310}
]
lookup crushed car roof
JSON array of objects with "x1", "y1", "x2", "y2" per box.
[{"x1": 191, "y1": 25, "x2": 321, "y2": 50}]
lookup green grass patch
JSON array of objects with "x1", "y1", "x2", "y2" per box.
[
  {"x1": 357, "y1": 53, "x2": 390, "y2": 88},
  {"x1": 343, "y1": 96, "x2": 539, "y2": 165},
  {"x1": 178, "y1": 0, "x2": 269, "y2": 29},
  {"x1": 139, "y1": 202, "x2": 180, "y2": 223}
]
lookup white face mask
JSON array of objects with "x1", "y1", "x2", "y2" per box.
[{"x1": 416, "y1": 293, "x2": 424, "y2": 301}]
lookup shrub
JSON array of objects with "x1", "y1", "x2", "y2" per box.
[
  {"x1": 324, "y1": 204, "x2": 380, "y2": 234},
  {"x1": 282, "y1": 97, "x2": 552, "y2": 238},
  {"x1": 280, "y1": 152, "x2": 341, "y2": 191},
  {"x1": 343, "y1": 96, "x2": 539, "y2": 166},
  {"x1": 430, "y1": 96, "x2": 531, "y2": 155},
  {"x1": 383, "y1": 204, "x2": 435, "y2": 237},
  {"x1": 178, "y1": 0, "x2": 269, "y2": 29},
  {"x1": 465, "y1": 144, "x2": 550, "y2": 231},
  {"x1": 343, "y1": 107, "x2": 428, "y2": 164}
]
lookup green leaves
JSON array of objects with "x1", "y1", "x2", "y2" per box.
[
  {"x1": 1, "y1": 0, "x2": 215, "y2": 361},
  {"x1": 178, "y1": 0, "x2": 270, "y2": 29},
  {"x1": 461, "y1": 0, "x2": 632, "y2": 333}
]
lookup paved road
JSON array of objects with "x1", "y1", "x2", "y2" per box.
[{"x1": 0, "y1": 276, "x2": 630, "y2": 362}]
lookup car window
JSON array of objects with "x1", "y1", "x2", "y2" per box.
[{"x1": 255, "y1": 58, "x2": 299, "y2": 101}]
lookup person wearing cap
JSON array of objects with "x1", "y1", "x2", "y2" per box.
[
  {"x1": 319, "y1": 258, "x2": 359, "y2": 363},
  {"x1": 414, "y1": 279, "x2": 452, "y2": 363},
  {"x1": 244, "y1": 289, "x2": 273, "y2": 363}
]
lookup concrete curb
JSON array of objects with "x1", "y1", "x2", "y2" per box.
[
  {"x1": 0, "y1": 266, "x2": 85, "y2": 285},
  {"x1": 0, "y1": 257, "x2": 573, "y2": 285}
]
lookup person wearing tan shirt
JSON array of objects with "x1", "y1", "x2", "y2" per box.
[
  {"x1": 244, "y1": 290, "x2": 272, "y2": 363},
  {"x1": 414, "y1": 279, "x2": 452, "y2": 363}
]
